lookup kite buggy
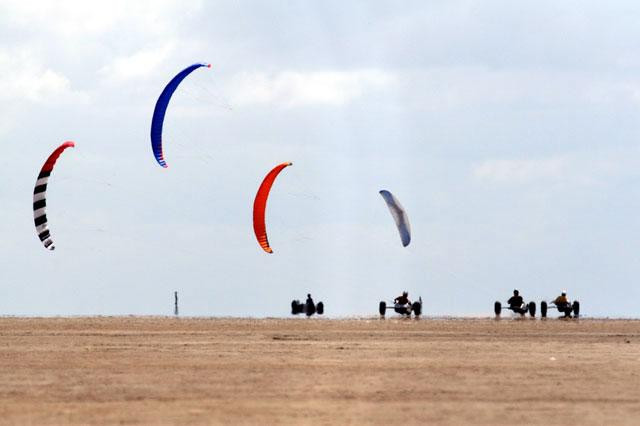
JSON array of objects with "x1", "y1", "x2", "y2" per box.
[
  {"x1": 494, "y1": 290, "x2": 581, "y2": 318},
  {"x1": 541, "y1": 291, "x2": 580, "y2": 318},
  {"x1": 494, "y1": 289, "x2": 537, "y2": 317},
  {"x1": 494, "y1": 300, "x2": 537, "y2": 317},
  {"x1": 379, "y1": 292, "x2": 422, "y2": 318},
  {"x1": 291, "y1": 294, "x2": 324, "y2": 316}
]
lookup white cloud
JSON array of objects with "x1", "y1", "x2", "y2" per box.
[
  {"x1": 0, "y1": 0, "x2": 202, "y2": 38},
  {"x1": 399, "y1": 66, "x2": 640, "y2": 111},
  {"x1": 472, "y1": 150, "x2": 640, "y2": 186},
  {"x1": 0, "y1": 49, "x2": 87, "y2": 104},
  {"x1": 0, "y1": 112, "x2": 14, "y2": 138},
  {"x1": 227, "y1": 70, "x2": 395, "y2": 107},
  {"x1": 473, "y1": 157, "x2": 567, "y2": 184},
  {"x1": 99, "y1": 44, "x2": 175, "y2": 84}
]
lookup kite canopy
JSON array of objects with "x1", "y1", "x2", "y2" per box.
[
  {"x1": 150, "y1": 62, "x2": 211, "y2": 168},
  {"x1": 379, "y1": 190, "x2": 411, "y2": 247},
  {"x1": 33, "y1": 141, "x2": 75, "y2": 251},
  {"x1": 253, "y1": 162, "x2": 292, "y2": 253}
]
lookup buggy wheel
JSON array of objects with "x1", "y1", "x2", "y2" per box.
[
  {"x1": 412, "y1": 301, "x2": 422, "y2": 317},
  {"x1": 572, "y1": 301, "x2": 580, "y2": 318},
  {"x1": 494, "y1": 301, "x2": 502, "y2": 316},
  {"x1": 541, "y1": 301, "x2": 547, "y2": 318},
  {"x1": 291, "y1": 300, "x2": 301, "y2": 315},
  {"x1": 528, "y1": 301, "x2": 536, "y2": 317},
  {"x1": 316, "y1": 302, "x2": 324, "y2": 315},
  {"x1": 379, "y1": 301, "x2": 386, "y2": 316}
]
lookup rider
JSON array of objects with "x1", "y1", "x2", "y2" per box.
[
  {"x1": 507, "y1": 289, "x2": 527, "y2": 315},
  {"x1": 394, "y1": 291, "x2": 411, "y2": 315},
  {"x1": 394, "y1": 291, "x2": 410, "y2": 305},
  {"x1": 552, "y1": 291, "x2": 571, "y2": 317},
  {"x1": 305, "y1": 293, "x2": 315, "y2": 314}
]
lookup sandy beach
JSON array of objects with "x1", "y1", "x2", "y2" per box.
[{"x1": 0, "y1": 316, "x2": 638, "y2": 425}]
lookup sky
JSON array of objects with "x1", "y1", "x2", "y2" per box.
[{"x1": 1, "y1": 0, "x2": 639, "y2": 317}]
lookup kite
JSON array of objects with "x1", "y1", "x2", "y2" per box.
[
  {"x1": 151, "y1": 63, "x2": 211, "y2": 168},
  {"x1": 33, "y1": 141, "x2": 75, "y2": 250},
  {"x1": 253, "y1": 162, "x2": 292, "y2": 253},
  {"x1": 379, "y1": 190, "x2": 411, "y2": 247}
]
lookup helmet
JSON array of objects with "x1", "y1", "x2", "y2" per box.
[
  {"x1": 513, "y1": 289, "x2": 519, "y2": 295},
  {"x1": 561, "y1": 291, "x2": 566, "y2": 296},
  {"x1": 402, "y1": 291, "x2": 408, "y2": 297},
  {"x1": 307, "y1": 294, "x2": 311, "y2": 298}
]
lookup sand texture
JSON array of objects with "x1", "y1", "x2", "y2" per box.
[{"x1": 0, "y1": 316, "x2": 639, "y2": 425}]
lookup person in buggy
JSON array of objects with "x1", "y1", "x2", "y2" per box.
[
  {"x1": 507, "y1": 289, "x2": 528, "y2": 315},
  {"x1": 305, "y1": 294, "x2": 316, "y2": 315},
  {"x1": 552, "y1": 291, "x2": 571, "y2": 317},
  {"x1": 393, "y1": 291, "x2": 411, "y2": 315}
]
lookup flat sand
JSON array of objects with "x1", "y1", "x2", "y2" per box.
[{"x1": 0, "y1": 317, "x2": 639, "y2": 425}]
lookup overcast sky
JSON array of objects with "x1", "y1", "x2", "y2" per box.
[{"x1": 1, "y1": 0, "x2": 639, "y2": 317}]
